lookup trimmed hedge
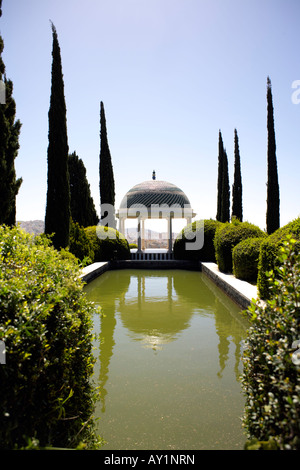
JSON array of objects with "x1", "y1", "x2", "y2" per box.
[
  {"x1": 214, "y1": 220, "x2": 266, "y2": 273},
  {"x1": 257, "y1": 218, "x2": 300, "y2": 299},
  {"x1": 242, "y1": 237, "x2": 300, "y2": 450},
  {"x1": 233, "y1": 237, "x2": 266, "y2": 283},
  {"x1": 84, "y1": 225, "x2": 130, "y2": 261},
  {"x1": 173, "y1": 219, "x2": 221, "y2": 261},
  {"x1": 69, "y1": 219, "x2": 94, "y2": 264},
  {"x1": 0, "y1": 225, "x2": 102, "y2": 449}
]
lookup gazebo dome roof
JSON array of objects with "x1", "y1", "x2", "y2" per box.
[{"x1": 119, "y1": 179, "x2": 192, "y2": 210}]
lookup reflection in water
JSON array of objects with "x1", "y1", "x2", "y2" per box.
[
  {"x1": 201, "y1": 274, "x2": 246, "y2": 380},
  {"x1": 120, "y1": 273, "x2": 193, "y2": 348},
  {"x1": 84, "y1": 269, "x2": 248, "y2": 449},
  {"x1": 85, "y1": 270, "x2": 247, "y2": 412},
  {"x1": 86, "y1": 271, "x2": 130, "y2": 412}
]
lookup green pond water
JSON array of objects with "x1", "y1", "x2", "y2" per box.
[{"x1": 84, "y1": 269, "x2": 249, "y2": 450}]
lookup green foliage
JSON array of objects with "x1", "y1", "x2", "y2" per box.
[
  {"x1": 214, "y1": 220, "x2": 266, "y2": 273},
  {"x1": 84, "y1": 225, "x2": 130, "y2": 261},
  {"x1": 266, "y1": 76, "x2": 280, "y2": 235},
  {"x1": 68, "y1": 152, "x2": 99, "y2": 227},
  {"x1": 257, "y1": 218, "x2": 300, "y2": 299},
  {"x1": 232, "y1": 237, "x2": 266, "y2": 282},
  {"x1": 99, "y1": 101, "x2": 116, "y2": 227},
  {"x1": 129, "y1": 243, "x2": 138, "y2": 249},
  {"x1": 231, "y1": 128, "x2": 243, "y2": 221},
  {"x1": 0, "y1": 31, "x2": 22, "y2": 225},
  {"x1": 0, "y1": 225, "x2": 102, "y2": 449},
  {"x1": 69, "y1": 218, "x2": 94, "y2": 264},
  {"x1": 45, "y1": 23, "x2": 70, "y2": 249},
  {"x1": 216, "y1": 130, "x2": 230, "y2": 223},
  {"x1": 242, "y1": 237, "x2": 300, "y2": 450},
  {"x1": 173, "y1": 219, "x2": 221, "y2": 261}
]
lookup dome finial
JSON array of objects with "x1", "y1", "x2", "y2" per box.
[{"x1": 152, "y1": 170, "x2": 156, "y2": 180}]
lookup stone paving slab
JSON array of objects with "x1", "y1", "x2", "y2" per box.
[{"x1": 80, "y1": 262, "x2": 110, "y2": 283}]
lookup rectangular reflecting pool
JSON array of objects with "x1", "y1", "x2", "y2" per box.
[{"x1": 84, "y1": 269, "x2": 249, "y2": 450}]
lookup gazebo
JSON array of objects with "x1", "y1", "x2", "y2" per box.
[{"x1": 116, "y1": 172, "x2": 196, "y2": 254}]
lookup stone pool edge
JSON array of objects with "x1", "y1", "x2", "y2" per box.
[
  {"x1": 201, "y1": 262, "x2": 258, "y2": 310},
  {"x1": 80, "y1": 260, "x2": 259, "y2": 310}
]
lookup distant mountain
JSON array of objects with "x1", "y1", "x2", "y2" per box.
[
  {"x1": 17, "y1": 220, "x2": 45, "y2": 236},
  {"x1": 125, "y1": 227, "x2": 179, "y2": 249},
  {"x1": 126, "y1": 227, "x2": 161, "y2": 240},
  {"x1": 16, "y1": 221, "x2": 178, "y2": 243}
]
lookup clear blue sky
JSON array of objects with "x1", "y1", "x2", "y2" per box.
[{"x1": 1, "y1": 0, "x2": 300, "y2": 232}]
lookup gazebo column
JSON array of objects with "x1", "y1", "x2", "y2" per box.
[
  {"x1": 168, "y1": 215, "x2": 173, "y2": 253},
  {"x1": 141, "y1": 219, "x2": 145, "y2": 250},
  {"x1": 119, "y1": 216, "x2": 126, "y2": 236},
  {"x1": 137, "y1": 216, "x2": 142, "y2": 253}
]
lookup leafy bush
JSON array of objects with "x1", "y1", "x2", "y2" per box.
[
  {"x1": 257, "y1": 218, "x2": 300, "y2": 299},
  {"x1": 0, "y1": 226, "x2": 102, "y2": 449},
  {"x1": 69, "y1": 218, "x2": 94, "y2": 264},
  {"x1": 242, "y1": 237, "x2": 300, "y2": 450},
  {"x1": 173, "y1": 219, "x2": 221, "y2": 261},
  {"x1": 129, "y1": 243, "x2": 138, "y2": 249},
  {"x1": 84, "y1": 225, "x2": 130, "y2": 261},
  {"x1": 214, "y1": 220, "x2": 266, "y2": 273},
  {"x1": 232, "y1": 237, "x2": 266, "y2": 282}
]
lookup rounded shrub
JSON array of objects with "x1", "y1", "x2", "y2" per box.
[
  {"x1": 129, "y1": 243, "x2": 138, "y2": 250},
  {"x1": 69, "y1": 219, "x2": 94, "y2": 264},
  {"x1": 242, "y1": 237, "x2": 300, "y2": 450},
  {"x1": 214, "y1": 220, "x2": 266, "y2": 273},
  {"x1": 233, "y1": 237, "x2": 266, "y2": 282},
  {"x1": 173, "y1": 219, "x2": 222, "y2": 261},
  {"x1": 0, "y1": 225, "x2": 102, "y2": 449},
  {"x1": 84, "y1": 225, "x2": 130, "y2": 261},
  {"x1": 257, "y1": 217, "x2": 300, "y2": 299}
]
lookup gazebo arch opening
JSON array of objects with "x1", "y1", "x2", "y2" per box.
[{"x1": 117, "y1": 173, "x2": 196, "y2": 254}]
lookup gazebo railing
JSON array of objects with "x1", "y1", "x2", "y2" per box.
[{"x1": 130, "y1": 251, "x2": 174, "y2": 261}]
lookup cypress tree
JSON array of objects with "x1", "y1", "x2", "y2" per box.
[
  {"x1": 216, "y1": 130, "x2": 224, "y2": 222},
  {"x1": 45, "y1": 23, "x2": 70, "y2": 249},
  {"x1": 221, "y1": 147, "x2": 230, "y2": 223},
  {"x1": 68, "y1": 151, "x2": 99, "y2": 227},
  {"x1": 266, "y1": 76, "x2": 280, "y2": 234},
  {"x1": 0, "y1": 0, "x2": 22, "y2": 225},
  {"x1": 99, "y1": 101, "x2": 116, "y2": 228},
  {"x1": 216, "y1": 130, "x2": 230, "y2": 223},
  {"x1": 232, "y1": 128, "x2": 243, "y2": 221}
]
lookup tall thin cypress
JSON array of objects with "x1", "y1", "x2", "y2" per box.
[
  {"x1": 99, "y1": 101, "x2": 116, "y2": 228},
  {"x1": 232, "y1": 128, "x2": 243, "y2": 221},
  {"x1": 45, "y1": 23, "x2": 70, "y2": 249},
  {"x1": 216, "y1": 130, "x2": 224, "y2": 222},
  {"x1": 266, "y1": 76, "x2": 280, "y2": 234},
  {"x1": 221, "y1": 147, "x2": 230, "y2": 223},
  {"x1": 0, "y1": 0, "x2": 22, "y2": 225},
  {"x1": 216, "y1": 130, "x2": 230, "y2": 223}
]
